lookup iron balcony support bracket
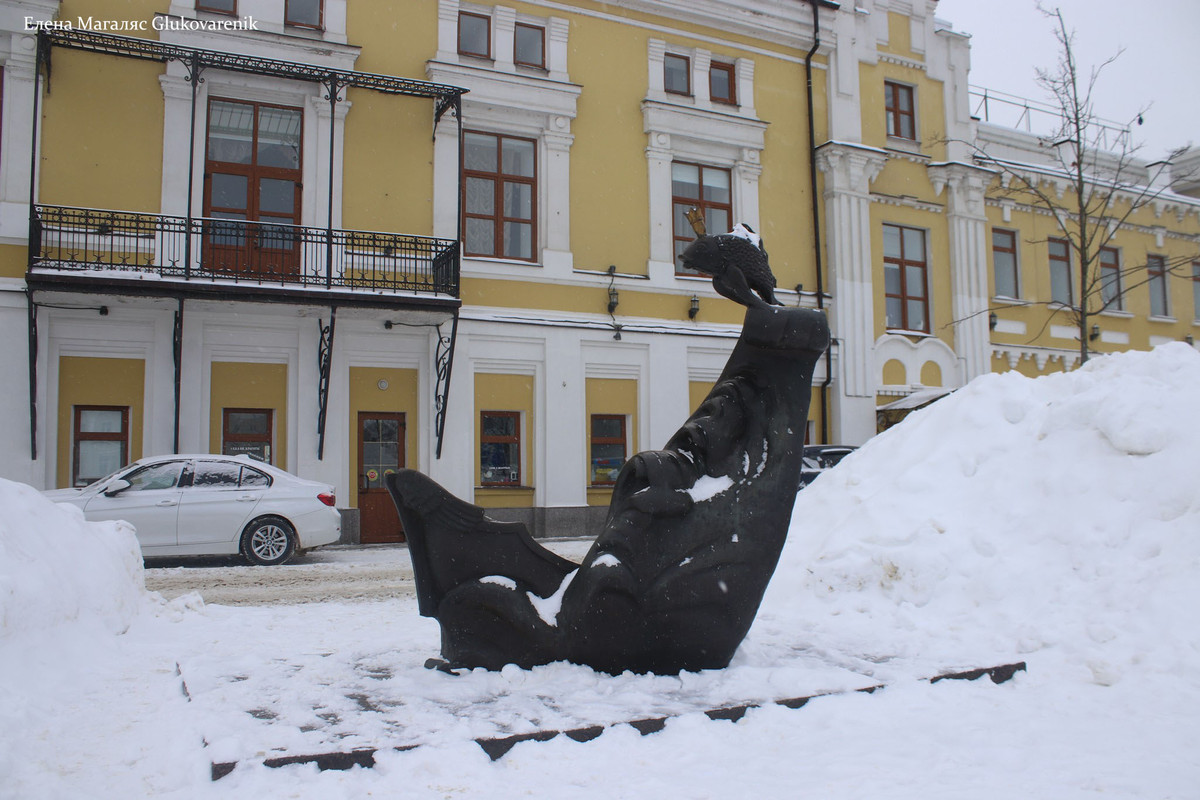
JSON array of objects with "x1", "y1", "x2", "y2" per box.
[
  {"x1": 316, "y1": 307, "x2": 337, "y2": 460},
  {"x1": 172, "y1": 299, "x2": 184, "y2": 453},
  {"x1": 433, "y1": 312, "x2": 459, "y2": 459},
  {"x1": 26, "y1": 291, "x2": 38, "y2": 461}
]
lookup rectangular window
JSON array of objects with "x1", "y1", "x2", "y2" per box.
[
  {"x1": 480, "y1": 411, "x2": 521, "y2": 486},
  {"x1": 197, "y1": 0, "x2": 236, "y2": 13},
  {"x1": 1148, "y1": 254, "x2": 1169, "y2": 317},
  {"x1": 1049, "y1": 237, "x2": 1073, "y2": 306},
  {"x1": 882, "y1": 223, "x2": 930, "y2": 332},
  {"x1": 203, "y1": 98, "x2": 303, "y2": 276},
  {"x1": 222, "y1": 408, "x2": 273, "y2": 463},
  {"x1": 1099, "y1": 246, "x2": 1122, "y2": 310},
  {"x1": 590, "y1": 415, "x2": 627, "y2": 486},
  {"x1": 884, "y1": 81, "x2": 916, "y2": 140},
  {"x1": 664, "y1": 53, "x2": 691, "y2": 96},
  {"x1": 459, "y1": 12, "x2": 491, "y2": 58},
  {"x1": 992, "y1": 228, "x2": 1019, "y2": 298},
  {"x1": 710, "y1": 62, "x2": 736, "y2": 105},
  {"x1": 1193, "y1": 262, "x2": 1200, "y2": 321},
  {"x1": 514, "y1": 23, "x2": 545, "y2": 69},
  {"x1": 73, "y1": 406, "x2": 128, "y2": 487},
  {"x1": 463, "y1": 131, "x2": 537, "y2": 261},
  {"x1": 285, "y1": 0, "x2": 323, "y2": 29},
  {"x1": 673, "y1": 162, "x2": 731, "y2": 272}
]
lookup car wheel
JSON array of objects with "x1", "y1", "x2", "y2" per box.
[{"x1": 241, "y1": 516, "x2": 297, "y2": 566}]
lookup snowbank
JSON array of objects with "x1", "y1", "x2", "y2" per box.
[
  {"x1": 760, "y1": 343, "x2": 1200, "y2": 684},
  {"x1": 0, "y1": 478, "x2": 147, "y2": 638}
]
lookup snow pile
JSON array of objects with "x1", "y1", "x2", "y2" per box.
[
  {"x1": 761, "y1": 342, "x2": 1200, "y2": 684},
  {"x1": 0, "y1": 478, "x2": 147, "y2": 638}
]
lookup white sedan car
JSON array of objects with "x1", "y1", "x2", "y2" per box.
[{"x1": 45, "y1": 454, "x2": 341, "y2": 566}]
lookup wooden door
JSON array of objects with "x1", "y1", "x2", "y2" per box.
[
  {"x1": 203, "y1": 98, "x2": 303, "y2": 277},
  {"x1": 358, "y1": 412, "x2": 405, "y2": 544}
]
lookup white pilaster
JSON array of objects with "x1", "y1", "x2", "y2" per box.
[
  {"x1": 930, "y1": 162, "x2": 994, "y2": 382},
  {"x1": 817, "y1": 143, "x2": 887, "y2": 445}
]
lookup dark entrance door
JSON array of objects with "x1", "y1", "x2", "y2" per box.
[
  {"x1": 203, "y1": 98, "x2": 303, "y2": 277},
  {"x1": 358, "y1": 412, "x2": 405, "y2": 544}
]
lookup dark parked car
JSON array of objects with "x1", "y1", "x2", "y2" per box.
[{"x1": 797, "y1": 445, "x2": 857, "y2": 489}]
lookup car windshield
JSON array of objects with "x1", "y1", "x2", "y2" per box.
[{"x1": 79, "y1": 465, "x2": 133, "y2": 492}]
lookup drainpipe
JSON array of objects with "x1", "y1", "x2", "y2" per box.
[{"x1": 804, "y1": 0, "x2": 831, "y2": 444}]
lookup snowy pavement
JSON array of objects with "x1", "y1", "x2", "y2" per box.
[{"x1": 141, "y1": 539, "x2": 594, "y2": 606}]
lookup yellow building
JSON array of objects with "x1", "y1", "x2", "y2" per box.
[{"x1": 1, "y1": 0, "x2": 1195, "y2": 539}]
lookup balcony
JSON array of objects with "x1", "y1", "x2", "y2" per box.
[{"x1": 28, "y1": 205, "x2": 460, "y2": 309}]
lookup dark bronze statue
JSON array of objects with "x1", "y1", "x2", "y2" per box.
[{"x1": 387, "y1": 225, "x2": 829, "y2": 674}]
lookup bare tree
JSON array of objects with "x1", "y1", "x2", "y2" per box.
[{"x1": 970, "y1": 6, "x2": 1197, "y2": 364}]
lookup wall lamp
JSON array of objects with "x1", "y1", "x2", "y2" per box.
[
  {"x1": 606, "y1": 265, "x2": 619, "y2": 314},
  {"x1": 988, "y1": 311, "x2": 998, "y2": 330},
  {"x1": 1089, "y1": 323, "x2": 1101, "y2": 341},
  {"x1": 688, "y1": 295, "x2": 700, "y2": 320},
  {"x1": 1186, "y1": 334, "x2": 1194, "y2": 346}
]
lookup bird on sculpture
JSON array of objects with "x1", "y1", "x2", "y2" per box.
[{"x1": 679, "y1": 223, "x2": 783, "y2": 308}]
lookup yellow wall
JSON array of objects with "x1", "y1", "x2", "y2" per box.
[
  {"x1": 984, "y1": 191, "x2": 1200, "y2": 359},
  {"x1": 208, "y1": 362, "x2": 288, "y2": 467},
  {"x1": 0, "y1": 244, "x2": 25, "y2": 281},
  {"x1": 585, "y1": 377, "x2": 638, "y2": 506},
  {"x1": 56, "y1": 356, "x2": 145, "y2": 488},
  {"x1": 474, "y1": 372, "x2": 535, "y2": 507},
  {"x1": 37, "y1": 49, "x2": 164, "y2": 213},
  {"x1": 346, "y1": 366, "x2": 419, "y2": 508}
]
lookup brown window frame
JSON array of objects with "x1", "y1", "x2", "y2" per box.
[
  {"x1": 589, "y1": 414, "x2": 627, "y2": 487},
  {"x1": 462, "y1": 130, "x2": 538, "y2": 262},
  {"x1": 1147, "y1": 254, "x2": 1169, "y2": 317},
  {"x1": 458, "y1": 11, "x2": 492, "y2": 59},
  {"x1": 514, "y1": 22, "x2": 545, "y2": 69},
  {"x1": 991, "y1": 228, "x2": 1019, "y2": 299},
  {"x1": 73, "y1": 405, "x2": 129, "y2": 488},
  {"x1": 883, "y1": 223, "x2": 930, "y2": 333},
  {"x1": 1048, "y1": 237, "x2": 1074, "y2": 306},
  {"x1": 480, "y1": 411, "x2": 522, "y2": 487},
  {"x1": 672, "y1": 161, "x2": 732, "y2": 274},
  {"x1": 284, "y1": 0, "x2": 324, "y2": 30},
  {"x1": 1192, "y1": 262, "x2": 1200, "y2": 321},
  {"x1": 884, "y1": 81, "x2": 916, "y2": 141},
  {"x1": 221, "y1": 408, "x2": 274, "y2": 464},
  {"x1": 203, "y1": 97, "x2": 304, "y2": 275},
  {"x1": 196, "y1": 0, "x2": 237, "y2": 14},
  {"x1": 1099, "y1": 245, "x2": 1123, "y2": 310},
  {"x1": 664, "y1": 53, "x2": 691, "y2": 96},
  {"x1": 709, "y1": 61, "x2": 736, "y2": 106}
]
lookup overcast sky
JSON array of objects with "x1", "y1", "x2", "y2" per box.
[{"x1": 934, "y1": 0, "x2": 1199, "y2": 160}]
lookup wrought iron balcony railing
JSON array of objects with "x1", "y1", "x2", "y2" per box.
[{"x1": 30, "y1": 205, "x2": 460, "y2": 298}]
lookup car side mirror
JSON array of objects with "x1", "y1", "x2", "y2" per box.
[{"x1": 103, "y1": 478, "x2": 132, "y2": 497}]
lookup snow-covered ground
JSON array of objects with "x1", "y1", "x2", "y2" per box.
[{"x1": 3, "y1": 343, "x2": 1199, "y2": 798}]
